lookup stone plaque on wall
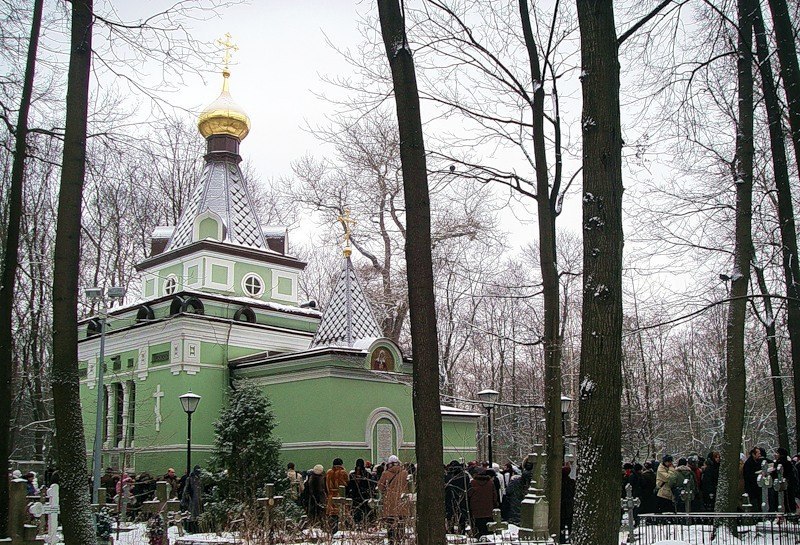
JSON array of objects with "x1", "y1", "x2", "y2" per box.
[{"x1": 377, "y1": 422, "x2": 393, "y2": 462}]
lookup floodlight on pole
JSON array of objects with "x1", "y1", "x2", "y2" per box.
[{"x1": 88, "y1": 285, "x2": 125, "y2": 506}]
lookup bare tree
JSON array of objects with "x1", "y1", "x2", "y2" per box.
[
  {"x1": 376, "y1": 2, "x2": 446, "y2": 545},
  {"x1": 0, "y1": 0, "x2": 43, "y2": 536},
  {"x1": 572, "y1": 0, "x2": 623, "y2": 543},
  {"x1": 716, "y1": 0, "x2": 754, "y2": 516}
]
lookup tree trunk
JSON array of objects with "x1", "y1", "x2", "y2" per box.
[
  {"x1": 573, "y1": 0, "x2": 623, "y2": 543},
  {"x1": 0, "y1": 0, "x2": 44, "y2": 537},
  {"x1": 757, "y1": 0, "x2": 800, "y2": 453},
  {"x1": 752, "y1": 264, "x2": 790, "y2": 451},
  {"x1": 716, "y1": 0, "x2": 753, "y2": 516},
  {"x1": 517, "y1": 0, "x2": 564, "y2": 536},
  {"x1": 751, "y1": 2, "x2": 794, "y2": 453},
  {"x1": 51, "y1": 1, "x2": 97, "y2": 543},
  {"x1": 376, "y1": 3, "x2": 445, "y2": 545}
]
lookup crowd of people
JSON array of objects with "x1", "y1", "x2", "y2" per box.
[
  {"x1": 619, "y1": 446, "x2": 800, "y2": 523},
  {"x1": 288, "y1": 454, "x2": 548, "y2": 542}
]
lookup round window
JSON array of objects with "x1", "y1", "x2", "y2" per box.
[
  {"x1": 242, "y1": 273, "x2": 264, "y2": 298},
  {"x1": 164, "y1": 275, "x2": 178, "y2": 296}
]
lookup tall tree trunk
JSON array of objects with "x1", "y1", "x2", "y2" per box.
[
  {"x1": 752, "y1": 263, "x2": 790, "y2": 451},
  {"x1": 51, "y1": 1, "x2": 97, "y2": 543},
  {"x1": 0, "y1": 0, "x2": 44, "y2": 537},
  {"x1": 573, "y1": 0, "x2": 623, "y2": 543},
  {"x1": 716, "y1": 0, "x2": 754, "y2": 517},
  {"x1": 751, "y1": 2, "x2": 794, "y2": 453},
  {"x1": 517, "y1": 0, "x2": 564, "y2": 536},
  {"x1": 376, "y1": 3, "x2": 445, "y2": 545},
  {"x1": 757, "y1": 0, "x2": 800, "y2": 453}
]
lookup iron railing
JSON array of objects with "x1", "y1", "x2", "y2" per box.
[{"x1": 636, "y1": 512, "x2": 800, "y2": 545}]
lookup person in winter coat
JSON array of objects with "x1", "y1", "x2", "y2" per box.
[
  {"x1": 444, "y1": 460, "x2": 470, "y2": 534},
  {"x1": 491, "y1": 463, "x2": 506, "y2": 503},
  {"x1": 560, "y1": 465, "x2": 575, "y2": 544},
  {"x1": 325, "y1": 458, "x2": 349, "y2": 533},
  {"x1": 378, "y1": 455, "x2": 410, "y2": 545},
  {"x1": 469, "y1": 469, "x2": 500, "y2": 538},
  {"x1": 638, "y1": 462, "x2": 657, "y2": 514},
  {"x1": 701, "y1": 451, "x2": 720, "y2": 511},
  {"x1": 181, "y1": 465, "x2": 203, "y2": 533},
  {"x1": 347, "y1": 458, "x2": 373, "y2": 526},
  {"x1": 305, "y1": 464, "x2": 327, "y2": 525},
  {"x1": 669, "y1": 458, "x2": 702, "y2": 512},
  {"x1": 743, "y1": 447, "x2": 764, "y2": 511},
  {"x1": 286, "y1": 462, "x2": 305, "y2": 503},
  {"x1": 656, "y1": 455, "x2": 676, "y2": 513},
  {"x1": 502, "y1": 456, "x2": 533, "y2": 523},
  {"x1": 773, "y1": 447, "x2": 798, "y2": 513}
]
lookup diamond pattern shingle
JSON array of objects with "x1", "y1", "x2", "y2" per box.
[
  {"x1": 166, "y1": 159, "x2": 267, "y2": 251},
  {"x1": 311, "y1": 257, "x2": 382, "y2": 347}
]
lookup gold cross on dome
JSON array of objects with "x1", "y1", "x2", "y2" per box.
[
  {"x1": 216, "y1": 32, "x2": 238, "y2": 70},
  {"x1": 338, "y1": 209, "x2": 356, "y2": 256}
]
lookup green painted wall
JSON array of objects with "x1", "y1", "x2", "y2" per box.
[{"x1": 157, "y1": 263, "x2": 184, "y2": 295}]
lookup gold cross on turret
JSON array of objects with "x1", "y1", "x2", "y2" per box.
[
  {"x1": 338, "y1": 209, "x2": 356, "y2": 257},
  {"x1": 216, "y1": 32, "x2": 238, "y2": 71}
]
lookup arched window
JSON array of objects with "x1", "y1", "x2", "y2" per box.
[{"x1": 242, "y1": 273, "x2": 264, "y2": 298}]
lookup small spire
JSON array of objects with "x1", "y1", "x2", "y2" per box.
[{"x1": 338, "y1": 209, "x2": 356, "y2": 258}]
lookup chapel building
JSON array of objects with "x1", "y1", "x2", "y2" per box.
[{"x1": 77, "y1": 64, "x2": 478, "y2": 475}]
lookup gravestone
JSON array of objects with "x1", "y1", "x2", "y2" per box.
[
  {"x1": 621, "y1": 482, "x2": 640, "y2": 544},
  {"x1": 9, "y1": 479, "x2": 44, "y2": 545},
  {"x1": 487, "y1": 508, "x2": 508, "y2": 536},
  {"x1": 331, "y1": 484, "x2": 352, "y2": 532},
  {"x1": 141, "y1": 480, "x2": 182, "y2": 540},
  {"x1": 518, "y1": 449, "x2": 551, "y2": 542}
]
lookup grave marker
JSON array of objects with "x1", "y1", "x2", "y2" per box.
[
  {"x1": 256, "y1": 483, "x2": 284, "y2": 529},
  {"x1": 621, "y1": 482, "x2": 640, "y2": 544}
]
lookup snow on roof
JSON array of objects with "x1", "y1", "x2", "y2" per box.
[
  {"x1": 441, "y1": 404, "x2": 482, "y2": 418},
  {"x1": 151, "y1": 225, "x2": 175, "y2": 239}
]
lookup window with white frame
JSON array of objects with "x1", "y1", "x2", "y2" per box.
[
  {"x1": 242, "y1": 273, "x2": 265, "y2": 298},
  {"x1": 164, "y1": 275, "x2": 178, "y2": 295}
]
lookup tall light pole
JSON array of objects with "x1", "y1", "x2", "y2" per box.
[
  {"x1": 179, "y1": 391, "x2": 201, "y2": 478},
  {"x1": 477, "y1": 388, "x2": 499, "y2": 465},
  {"x1": 561, "y1": 394, "x2": 572, "y2": 463},
  {"x1": 87, "y1": 285, "x2": 125, "y2": 506}
]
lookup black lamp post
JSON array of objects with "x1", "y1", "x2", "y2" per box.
[
  {"x1": 477, "y1": 388, "x2": 500, "y2": 465},
  {"x1": 561, "y1": 394, "x2": 572, "y2": 462},
  {"x1": 179, "y1": 391, "x2": 201, "y2": 477}
]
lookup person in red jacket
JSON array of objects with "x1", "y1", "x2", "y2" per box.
[{"x1": 469, "y1": 469, "x2": 500, "y2": 538}]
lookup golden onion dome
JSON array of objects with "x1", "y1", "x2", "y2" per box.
[{"x1": 197, "y1": 69, "x2": 251, "y2": 140}]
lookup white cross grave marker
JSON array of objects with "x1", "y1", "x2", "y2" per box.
[
  {"x1": 153, "y1": 384, "x2": 164, "y2": 431},
  {"x1": 29, "y1": 484, "x2": 60, "y2": 544}
]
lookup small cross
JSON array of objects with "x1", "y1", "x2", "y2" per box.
[
  {"x1": 216, "y1": 32, "x2": 238, "y2": 71},
  {"x1": 679, "y1": 484, "x2": 694, "y2": 514},
  {"x1": 256, "y1": 483, "x2": 284, "y2": 530},
  {"x1": 153, "y1": 384, "x2": 164, "y2": 432},
  {"x1": 772, "y1": 463, "x2": 787, "y2": 512},
  {"x1": 332, "y1": 484, "x2": 352, "y2": 527},
  {"x1": 621, "y1": 482, "x2": 640, "y2": 544},
  {"x1": 401, "y1": 474, "x2": 416, "y2": 520},
  {"x1": 758, "y1": 460, "x2": 772, "y2": 511}
]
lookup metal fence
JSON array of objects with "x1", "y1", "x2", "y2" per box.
[{"x1": 637, "y1": 513, "x2": 800, "y2": 545}]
